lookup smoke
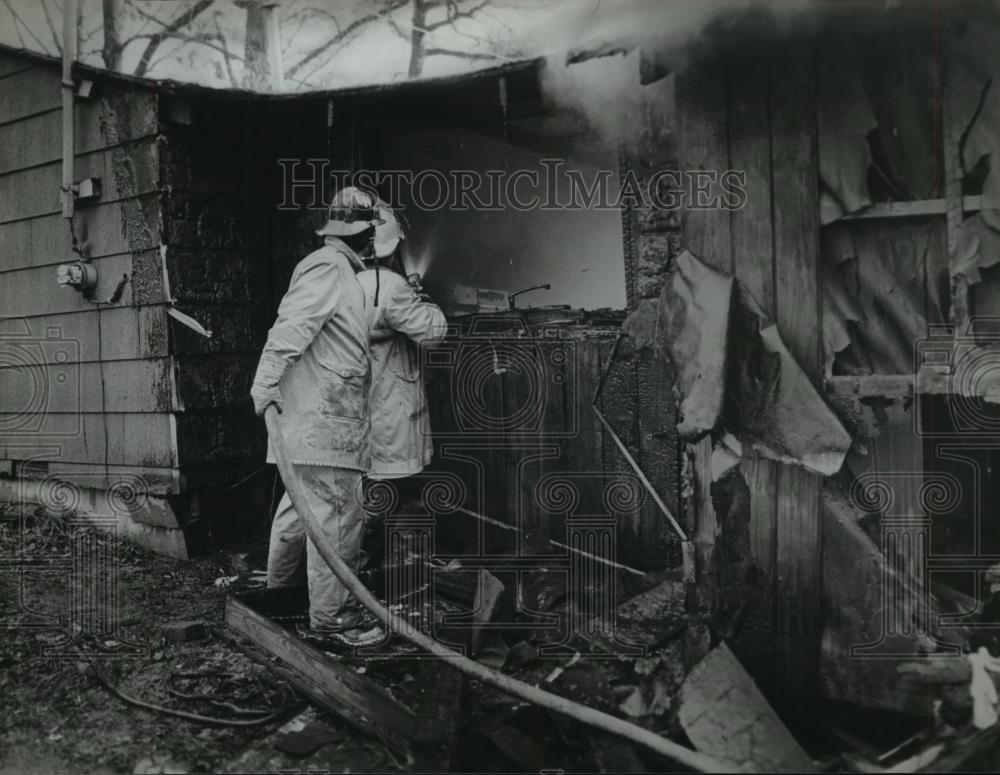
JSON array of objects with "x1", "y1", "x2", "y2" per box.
[
  {"x1": 535, "y1": 0, "x2": 818, "y2": 146},
  {"x1": 538, "y1": 49, "x2": 664, "y2": 147}
]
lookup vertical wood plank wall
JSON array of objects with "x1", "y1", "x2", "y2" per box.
[
  {"x1": 0, "y1": 51, "x2": 178, "y2": 493},
  {"x1": 426, "y1": 326, "x2": 674, "y2": 572},
  {"x1": 676, "y1": 50, "x2": 824, "y2": 708}
]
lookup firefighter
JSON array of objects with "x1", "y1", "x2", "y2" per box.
[
  {"x1": 357, "y1": 204, "x2": 446, "y2": 496},
  {"x1": 251, "y1": 186, "x2": 384, "y2": 647}
]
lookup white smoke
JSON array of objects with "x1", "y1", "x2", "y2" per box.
[{"x1": 534, "y1": 0, "x2": 817, "y2": 145}]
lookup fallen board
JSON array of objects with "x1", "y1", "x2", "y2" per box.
[
  {"x1": 223, "y1": 591, "x2": 416, "y2": 756},
  {"x1": 678, "y1": 642, "x2": 816, "y2": 773}
]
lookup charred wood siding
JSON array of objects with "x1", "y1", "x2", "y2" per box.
[
  {"x1": 159, "y1": 100, "x2": 274, "y2": 496},
  {"x1": 424, "y1": 323, "x2": 677, "y2": 573},
  {"x1": 675, "y1": 49, "x2": 824, "y2": 711},
  {"x1": 0, "y1": 50, "x2": 178, "y2": 493},
  {"x1": 159, "y1": 97, "x2": 329, "y2": 539}
]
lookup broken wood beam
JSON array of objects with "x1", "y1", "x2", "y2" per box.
[
  {"x1": 223, "y1": 595, "x2": 417, "y2": 756},
  {"x1": 824, "y1": 368, "x2": 1000, "y2": 402},
  {"x1": 836, "y1": 196, "x2": 985, "y2": 222}
]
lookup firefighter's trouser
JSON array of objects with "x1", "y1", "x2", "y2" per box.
[{"x1": 267, "y1": 465, "x2": 365, "y2": 631}]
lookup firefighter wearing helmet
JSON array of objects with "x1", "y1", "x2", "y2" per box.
[
  {"x1": 357, "y1": 202, "x2": 446, "y2": 498},
  {"x1": 250, "y1": 186, "x2": 384, "y2": 647}
]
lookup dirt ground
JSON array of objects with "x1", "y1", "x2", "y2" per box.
[{"x1": 0, "y1": 505, "x2": 396, "y2": 775}]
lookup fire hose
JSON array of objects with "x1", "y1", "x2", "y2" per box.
[{"x1": 263, "y1": 406, "x2": 725, "y2": 773}]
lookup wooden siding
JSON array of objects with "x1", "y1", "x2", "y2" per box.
[
  {"x1": 0, "y1": 51, "x2": 177, "y2": 490},
  {"x1": 424, "y1": 324, "x2": 669, "y2": 572},
  {"x1": 676, "y1": 49, "x2": 824, "y2": 710}
]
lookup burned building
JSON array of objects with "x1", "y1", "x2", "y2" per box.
[{"x1": 5, "y1": 0, "x2": 1000, "y2": 770}]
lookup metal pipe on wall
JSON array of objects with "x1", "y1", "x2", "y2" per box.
[{"x1": 61, "y1": 0, "x2": 78, "y2": 219}]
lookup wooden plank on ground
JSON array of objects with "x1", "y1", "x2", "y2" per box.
[
  {"x1": 679, "y1": 642, "x2": 816, "y2": 773},
  {"x1": 224, "y1": 595, "x2": 417, "y2": 756},
  {"x1": 769, "y1": 48, "x2": 824, "y2": 712}
]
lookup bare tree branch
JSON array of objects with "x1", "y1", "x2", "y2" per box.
[
  {"x1": 125, "y1": 0, "x2": 181, "y2": 31},
  {"x1": 1, "y1": 5, "x2": 27, "y2": 48},
  {"x1": 133, "y1": 0, "x2": 215, "y2": 77},
  {"x1": 40, "y1": 0, "x2": 62, "y2": 55},
  {"x1": 102, "y1": 0, "x2": 122, "y2": 68},
  {"x1": 127, "y1": 30, "x2": 242, "y2": 66},
  {"x1": 408, "y1": 0, "x2": 427, "y2": 77},
  {"x1": 1, "y1": 0, "x2": 56, "y2": 54},
  {"x1": 285, "y1": 1, "x2": 408, "y2": 80},
  {"x1": 425, "y1": 0, "x2": 487, "y2": 31},
  {"x1": 213, "y1": 14, "x2": 237, "y2": 87},
  {"x1": 280, "y1": 10, "x2": 312, "y2": 55}
]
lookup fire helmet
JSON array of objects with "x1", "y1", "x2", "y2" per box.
[{"x1": 315, "y1": 186, "x2": 383, "y2": 237}]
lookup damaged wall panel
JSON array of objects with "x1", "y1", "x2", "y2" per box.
[
  {"x1": 769, "y1": 50, "x2": 825, "y2": 712},
  {"x1": 674, "y1": 44, "x2": 831, "y2": 710},
  {"x1": 728, "y1": 59, "x2": 780, "y2": 695},
  {"x1": 823, "y1": 218, "x2": 948, "y2": 378},
  {"x1": 675, "y1": 58, "x2": 731, "y2": 631}
]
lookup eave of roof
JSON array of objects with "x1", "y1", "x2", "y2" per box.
[{"x1": 0, "y1": 41, "x2": 543, "y2": 102}]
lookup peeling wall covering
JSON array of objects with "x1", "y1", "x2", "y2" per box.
[
  {"x1": 823, "y1": 219, "x2": 948, "y2": 377},
  {"x1": 819, "y1": 6, "x2": 1000, "y2": 375}
]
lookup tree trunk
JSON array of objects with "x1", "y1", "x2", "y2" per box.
[
  {"x1": 408, "y1": 0, "x2": 427, "y2": 78},
  {"x1": 102, "y1": 0, "x2": 121, "y2": 69},
  {"x1": 239, "y1": 1, "x2": 271, "y2": 90}
]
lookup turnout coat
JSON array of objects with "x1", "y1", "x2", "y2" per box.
[
  {"x1": 356, "y1": 269, "x2": 447, "y2": 479},
  {"x1": 253, "y1": 238, "x2": 371, "y2": 470}
]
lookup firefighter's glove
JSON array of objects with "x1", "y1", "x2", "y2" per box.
[{"x1": 251, "y1": 353, "x2": 288, "y2": 416}]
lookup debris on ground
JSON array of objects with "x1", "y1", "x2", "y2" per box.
[
  {"x1": 160, "y1": 621, "x2": 209, "y2": 644},
  {"x1": 0, "y1": 508, "x2": 388, "y2": 773},
  {"x1": 679, "y1": 642, "x2": 816, "y2": 773},
  {"x1": 11, "y1": 495, "x2": 1000, "y2": 774}
]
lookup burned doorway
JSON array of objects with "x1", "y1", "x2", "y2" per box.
[{"x1": 348, "y1": 65, "x2": 677, "y2": 579}]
